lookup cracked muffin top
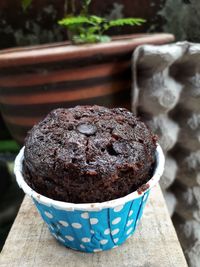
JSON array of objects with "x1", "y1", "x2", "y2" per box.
[{"x1": 23, "y1": 105, "x2": 157, "y2": 203}]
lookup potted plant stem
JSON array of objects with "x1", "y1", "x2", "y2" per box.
[{"x1": 0, "y1": 0, "x2": 174, "y2": 144}]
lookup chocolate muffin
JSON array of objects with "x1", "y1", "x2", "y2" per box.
[{"x1": 23, "y1": 105, "x2": 157, "y2": 203}]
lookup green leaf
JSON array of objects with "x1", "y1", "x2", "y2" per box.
[
  {"x1": 72, "y1": 34, "x2": 97, "y2": 44},
  {"x1": 21, "y1": 0, "x2": 32, "y2": 11},
  {"x1": 98, "y1": 35, "x2": 111, "y2": 43},
  {"x1": 72, "y1": 33, "x2": 110, "y2": 44},
  {"x1": 89, "y1": 15, "x2": 105, "y2": 24},
  {"x1": 58, "y1": 15, "x2": 106, "y2": 29},
  {"x1": 106, "y1": 18, "x2": 146, "y2": 30},
  {"x1": 72, "y1": 35, "x2": 85, "y2": 44},
  {"x1": 87, "y1": 26, "x2": 100, "y2": 34},
  {"x1": 58, "y1": 16, "x2": 93, "y2": 26}
]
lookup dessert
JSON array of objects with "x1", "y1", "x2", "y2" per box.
[{"x1": 23, "y1": 105, "x2": 157, "y2": 203}]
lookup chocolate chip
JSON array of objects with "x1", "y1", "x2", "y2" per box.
[
  {"x1": 77, "y1": 123, "x2": 97, "y2": 136},
  {"x1": 68, "y1": 124, "x2": 74, "y2": 130}
]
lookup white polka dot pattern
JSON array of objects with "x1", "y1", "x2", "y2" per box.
[
  {"x1": 44, "y1": 211, "x2": 53, "y2": 219},
  {"x1": 36, "y1": 189, "x2": 150, "y2": 252},
  {"x1": 111, "y1": 228, "x2": 119, "y2": 235},
  {"x1": 104, "y1": 229, "x2": 110, "y2": 235},
  {"x1": 81, "y1": 212, "x2": 89, "y2": 219},
  {"x1": 49, "y1": 225, "x2": 54, "y2": 230},
  {"x1": 113, "y1": 205, "x2": 124, "y2": 212},
  {"x1": 100, "y1": 239, "x2": 108, "y2": 245},
  {"x1": 71, "y1": 223, "x2": 82, "y2": 229},
  {"x1": 129, "y1": 210, "x2": 133, "y2": 217},
  {"x1": 90, "y1": 218, "x2": 98, "y2": 225},
  {"x1": 126, "y1": 219, "x2": 133, "y2": 227},
  {"x1": 58, "y1": 236, "x2": 65, "y2": 243},
  {"x1": 82, "y1": 237, "x2": 91, "y2": 243},
  {"x1": 126, "y1": 227, "x2": 134, "y2": 235},
  {"x1": 112, "y1": 217, "x2": 121, "y2": 225},
  {"x1": 65, "y1": 235, "x2": 74, "y2": 241},
  {"x1": 59, "y1": 220, "x2": 69, "y2": 227}
]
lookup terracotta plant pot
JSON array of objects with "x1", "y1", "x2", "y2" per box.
[{"x1": 0, "y1": 33, "x2": 174, "y2": 144}]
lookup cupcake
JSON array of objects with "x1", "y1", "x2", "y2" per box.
[{"x1": 15, "y1": 105, "x2": 165, "y2": 252}]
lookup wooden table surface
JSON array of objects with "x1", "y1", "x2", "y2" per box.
[{"x1": 0, "y1": 185, "x2": 188, "y2": 267}]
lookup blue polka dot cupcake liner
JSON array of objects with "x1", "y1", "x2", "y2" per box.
[{"x1": 14, "y1": 144, "x2": 164, "y2": 253}]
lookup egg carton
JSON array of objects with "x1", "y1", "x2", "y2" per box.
[{"x1": 132, "y1": 41, "x2": 200, "y2": 267}]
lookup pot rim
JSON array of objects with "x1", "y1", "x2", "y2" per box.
[
  {"x1": 0, "y1": 33, "x2": 174, "y2": 53},
  {"x1": 14, "y1": 143, "x2": 165, "y2": 211},
  {"x1": 0, "y1": 33, "x2": 174, "y2": 68}
]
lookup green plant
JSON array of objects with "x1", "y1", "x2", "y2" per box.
[
  {"x1": 21, "y1": 0, "x2": 145, "y2": 44},
  {"x1": 58, "y1": 0, "x2": 146, "y2": 44}
]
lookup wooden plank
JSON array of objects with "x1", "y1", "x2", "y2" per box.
[{"x1": 0, "y1": 185, "x2": 188, "y2": 267}]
